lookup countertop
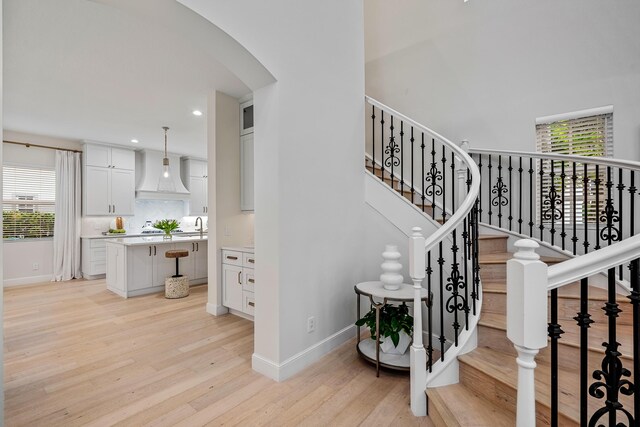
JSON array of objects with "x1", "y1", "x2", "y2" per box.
[
  {"x1": 105, "y1": 235, "x2": 208, "y2": 246},
  {"x1": 221, "y1": 246, "x2": 255, "y2": 253},
  {"x1": 82, "y1": 231, "x2": 207, "y2": 239}
]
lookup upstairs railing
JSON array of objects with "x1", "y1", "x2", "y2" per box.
[
  {"x1": 365, "y1": 96, "x2": 480, "y2": 416},
  {"x1": 474, "y1": 148, "x2": 640, "y2": 426}
]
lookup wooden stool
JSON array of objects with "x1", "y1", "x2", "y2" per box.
[{"x1": 164, "y1": 250, "x2": 190, "y2": 299}]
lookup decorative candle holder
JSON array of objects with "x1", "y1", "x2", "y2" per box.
[{"x1": 380, "y1": 244, "x2": 403, "y2": 290}]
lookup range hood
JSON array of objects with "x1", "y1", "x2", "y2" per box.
[{"x1": 135, "y1": 150, "x2": 190, "y2": 200}]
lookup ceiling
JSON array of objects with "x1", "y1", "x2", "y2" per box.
[{"x1": 3, "y1": 0, "x2": 251, "y2": 157}]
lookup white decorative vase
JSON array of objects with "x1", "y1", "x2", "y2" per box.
[
  {"x1": 380, "y1": 330, "x2": 411, "y2": 355},
  {"x1": 380, "y1": 244, "x2": 403, "y2": 290}
]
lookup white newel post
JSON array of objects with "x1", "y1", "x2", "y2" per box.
[
  {"x1": 506, "y1": 239, "x2": 548, "y2": 427},
  {"x1": 409, "y1": 227, "x2": 427, "y2": 416},
  {"x1": 456, "y1": 140, "x2": 470, "y2": 210}
]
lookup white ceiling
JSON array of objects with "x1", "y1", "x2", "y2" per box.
[{"x1": 3, "y1": 0, "x2": 251, "y2": 157}]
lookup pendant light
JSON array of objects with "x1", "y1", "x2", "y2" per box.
[{"x1": 157, "y1": 126, "x2": 176, "y2": 192}]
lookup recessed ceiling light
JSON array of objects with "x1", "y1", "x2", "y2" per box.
[
  {"x1": 192, "y1": 110, "x2": 203, "y2": 116},
  {"x1": 131, "y1": 139, "x2": 139, "y2": 143}
]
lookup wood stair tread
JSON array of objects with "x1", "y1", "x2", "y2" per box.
[
  {"x1": 427, "y1": 383, "x2": 514, "y2": 426},
  {"x1": 478, "y1": 234, "x2": 509, "y2": 241}
]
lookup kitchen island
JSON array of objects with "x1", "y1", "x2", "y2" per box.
[{"x1": 105, "y1": 235, "x2": 208, "y2": 298}]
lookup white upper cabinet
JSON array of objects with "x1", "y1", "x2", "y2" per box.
[
  {"x1": 181, "y1": 158, "x2": 209, "y2": 216},
  {"x1": 240, "y1": 133, "x2": 254, "y2": 211},
  {"x1": 83, "y1": 143, "x2": 136, "y2": 216}
]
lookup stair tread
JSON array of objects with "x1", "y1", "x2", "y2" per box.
[
  {"x1": 478, "y1": 252, "x2": 566, "y2": 264},
  {"x1": 428, "y1": 383, "x2": 514, "y2": 426},
  {"x1": 478, "y1": 234, "x2": 509, "y2": 241}
]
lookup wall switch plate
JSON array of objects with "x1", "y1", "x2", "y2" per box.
[
  {"x1": 32, "y1": 263, "x2": 39, "y2": 271},
  {"x1": 307, "y1": 316, "x2": 316, "y2": 333},
  {"x1": 224, "y1": 226, "x2": 231, "y2": 237}
]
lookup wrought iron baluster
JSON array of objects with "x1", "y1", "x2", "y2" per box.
[
  {"x1": 438, "y1": 241, "x2": 445, "y2": 360},
  {"x1": 380, "y1": 111, "x2": 385, "y2": 183},
  {"x1": 589, "y1": 267, "x2": 634, "y2": 426},
  {"x1": 574, "y1": 276, "x2": 593, "y2": 426},
  {"x1": 617, "y1": 168, "x2": 625, "y2": 279},
  {"x1": 599, "y1": 166, "x2": 620, "y2": 250},
  {"x1": 595, "y1": 164, "x2": 601, "y2": 250},
  {"x1": 441, "y1": 145, "x2": 447, "y2": 223},
  {"x1": 560, "y1": 161, "x2": 566, "y2": 251},
  {"x1": 427, "y1": 251, "x2": 433, "y2": 371},
  {"x1": 539, "y1": 159, "x2": 545, "y2": 241},
  {"x1": 518, "y1": 157, "x2": 523, "y2": 234},
  {"x1": 410, "y1": 127, "x2": 415, "y2": 204},
  {"x1": 631, "y1": 171, "x2": 636, "y2": 238},
  {"x1": 529, "y1": 158, "x2": 534, "y2": 237},
  {"x1": 487, "y1": 155, "x2": 493, "y2": 225},
  {"x1": 629, "y1": 257, "x2": 640, "y2": 423},
  {"x1": 386, "y1": 115, "x2": 397, "y2": 190},
  {"x1": 371, "y1": 105, "x2": 375, "y2": 175},
  {"x1": 462, "y1": 216, "x2": 470, "y2": 329},
  {"x1": 572, "y1": 162, "x2": 578, "y2": 255},
  {"x1": 491, "y1": 155, "x2": 508, "y2": 229},
  {"x1": 548, "y1": 289, "x2": 563, "y2": 427},
  {"x1": 447, "y1": 229, "x2": 461, "y2": 346},
  {"x1": 400, "y1": 121, "x2": 404, "y2": 195},
  {"x1": 508, "y1": 156, "x2": 513, "y2": 231},
  {"x1": 421, "y1": 134, "x2": 426, "y2": 214},
  {"x1": 583, "y1": 164, "x2": 590, "y2": 254}
]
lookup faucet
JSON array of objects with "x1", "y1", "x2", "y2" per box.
[{"x1": 195, "y1": 217, "x2": 204, "y2": 239}]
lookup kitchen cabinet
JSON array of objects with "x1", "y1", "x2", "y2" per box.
[
  {"x1": 82, "y1": 238, "x2": 107, "y2": 279},
  {"x1": 222, "y1": 248, "x2": 255, "y2": 319},
  {"x1": 181, "y1": 158, "x2": 209, "y2": 215},
  {"x1": 83, "y1": 143, "x2": 135, "y2": 216},
  {"x1": 105, "y1": 237, "x2": 208, "y2": 298},
  {"x1": 240, "y1": 134, "x2": 254, "y2": 211}
]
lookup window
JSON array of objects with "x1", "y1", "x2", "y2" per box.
[
  {"x1": 3, "y1": 165, "x2": 56, "y2": 239},
  {"x1": 536, "y1": 108, "x2": 613, "y2": 224}
]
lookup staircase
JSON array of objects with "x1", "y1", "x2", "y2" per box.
[{"x1": 365, "y1": 96, "x2": 640, "y2": 426}]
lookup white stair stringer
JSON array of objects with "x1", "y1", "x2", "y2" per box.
[{"x1": 364, "y1": 169, "x2": 483, "y2": 389}]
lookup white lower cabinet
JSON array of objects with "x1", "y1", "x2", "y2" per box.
[
  {"x1": 222, "y1": 248, "x2": 255, "y2": 319},
  {"x1": 106, "y1": 239, "x2": 208, "y2": 298}
]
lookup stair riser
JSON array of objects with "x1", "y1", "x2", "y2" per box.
[
  {"x1": 482, "y1": 292, "x2": 635, "y2": 326},
  {"x1": 479, "y1": 263, "x2": 506, "y2": 281},
  {"x1": 427, "y1": 399, "x2": 456, "y2": 427},
  {"x1": 478, "y1": 324, "x2": 634, "y2": 373},
  {"x1": 478, "y1": 238, "x2": 508, "y2": 254},
  {"x1": 459, "y1": 360, "x2": 578, "y2": 427}
]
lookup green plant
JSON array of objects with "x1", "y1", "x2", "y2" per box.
[
  {"x1": 355, "y1": 302, "x2": 413, "y2": 347},
  {"x1": 152, "y1": 219, "x2": 180, "y2": 235}
]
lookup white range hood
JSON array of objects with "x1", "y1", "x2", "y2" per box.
[{"x1": 135, "y1": 150, "x2": 190, "y2": 200}]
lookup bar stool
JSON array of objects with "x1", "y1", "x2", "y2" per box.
[{"x1": 164, "y1": 249, "x2": 190, "y2": 299}]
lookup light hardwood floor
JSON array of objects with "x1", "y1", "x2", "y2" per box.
[{"x1": 4, "y1": 279, "x2": 433, "y2": 426}]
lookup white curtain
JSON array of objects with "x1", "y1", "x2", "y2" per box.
[{"x1": 52, "y1": 150, "x2": 82, "y2": 281}]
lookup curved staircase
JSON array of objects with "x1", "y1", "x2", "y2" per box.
[{"x1": 365, "y1": 96, "x2": 640, "y2": 425}]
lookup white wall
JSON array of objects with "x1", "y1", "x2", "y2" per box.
[
  {"x1": 181, "y1": 0, "x2": 366, "y2": 380},
  {"x1": 206, "y1": 91, "x2": 255, "y2": 315},
  {"x1": 2, "y1": 131, "x2": 81, "y2": 286},
  {"x1": 364, "y1": 1, "x2": 640, "y2": 160},
  {"x1": 1, "y1": 0, "x2": 6, "y2": 419}
]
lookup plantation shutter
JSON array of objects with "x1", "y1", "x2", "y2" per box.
[
  {"x1": 2, "y1": 165, "x2": 56, "y2": 239},
  {"x1": 535, "y1": 112, "x2": 613, "y2": 224}
]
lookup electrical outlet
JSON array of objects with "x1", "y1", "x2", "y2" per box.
[
  {"x1": 307, "y1": 316, "x2": 316, "y2": 333},
  {"x1": 32, "y1": 263, "x2": 39, "y2": 271}
]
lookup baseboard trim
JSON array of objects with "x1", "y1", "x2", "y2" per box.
[
  {"x1": 206, "y1": 303, "x2": 229, "y2": 316},
  {"x1": 252, "y1": 324, "x2": 355, "y2": 382},
  {"x1": 4, "y1": 274, "x2": 53, "y2": 287}
]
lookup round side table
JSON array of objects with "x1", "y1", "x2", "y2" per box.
[{"x1": 355, "y1": 281, "x2": 430, "y2": 377}]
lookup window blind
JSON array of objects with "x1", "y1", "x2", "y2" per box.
[
  {"x1": 536, "y1": 113, "x2": 613, "y2": 225},
  {"x1": 2, "y1": 165, "x2": 56, "y2": 239}
]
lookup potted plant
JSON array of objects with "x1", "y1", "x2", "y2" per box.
[
  {"x1": 355, "y1": 302, "x2": 413, "y2": 355},
  {"x1": 153, "y1": 219, "x2": 180, "y2": 239}
]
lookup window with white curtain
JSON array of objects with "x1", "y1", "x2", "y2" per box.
[
  {"x1": 536, "y1": 109, "x2": 613, "y2": 225},
  {"x1": 2, "y1": 164, "x2": 56, "y2": 239}
]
